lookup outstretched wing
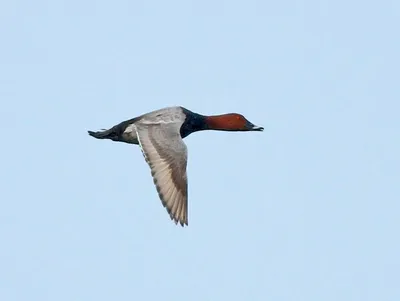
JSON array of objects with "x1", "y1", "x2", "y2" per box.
[{"x1": 134, "y1": 123, "x2": 188, "y2": 226}]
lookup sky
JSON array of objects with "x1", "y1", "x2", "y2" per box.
[{"x1": 0, "y1": 0, "x2": 399, "y2": 300}]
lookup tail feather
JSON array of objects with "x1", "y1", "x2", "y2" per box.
[{"x1": 88, "y1": 129, "x2": 115, "y2": 140}]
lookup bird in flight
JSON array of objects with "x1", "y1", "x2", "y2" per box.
[{"x1": 88, "y1": 106, "x2": 263, "y2": 226}]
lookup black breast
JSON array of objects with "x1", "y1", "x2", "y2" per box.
[{"x1": 179, "y1": 108, "x2": 207, "y2": 138}]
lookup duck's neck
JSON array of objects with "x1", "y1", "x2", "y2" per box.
[{"x1": 180, "y1": 111, "x2": 209, "y2": 138}]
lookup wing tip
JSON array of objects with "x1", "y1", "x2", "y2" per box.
[{"x1": 171, "y1": 214, "x2": 188, "y2": 227}]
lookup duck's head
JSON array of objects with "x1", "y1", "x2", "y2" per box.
[{"x1": 205, "y1": 113, "x2": 264, "y2": 132}]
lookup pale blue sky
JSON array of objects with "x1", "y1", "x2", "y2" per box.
[{"x1": 1, "y1": 1, "x2": 399, "y2": 300}]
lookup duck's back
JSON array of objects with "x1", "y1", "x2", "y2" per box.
[{"x1": 136, "y1": 106, "x2": 187, "y2": 126}]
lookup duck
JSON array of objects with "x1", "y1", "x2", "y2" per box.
[{"x1": 88, "y1": 106, "x2": 263, "y2": 226}]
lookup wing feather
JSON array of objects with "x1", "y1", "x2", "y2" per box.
[{"x1": 133, "y1": 123, "x2": 188, "y2": 226}]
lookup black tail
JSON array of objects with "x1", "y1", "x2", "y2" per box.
[{"x1": 88, "y1": 129, "x2": 116, "y2": 140}]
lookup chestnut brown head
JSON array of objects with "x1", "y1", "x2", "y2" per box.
[{"x1": 205, "y1": 113, "x2": 264, "y2": 132}]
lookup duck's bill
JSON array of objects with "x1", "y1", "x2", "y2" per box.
[{"x1": 252, "y1": 125, "x2": 264, "y2": 131}]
